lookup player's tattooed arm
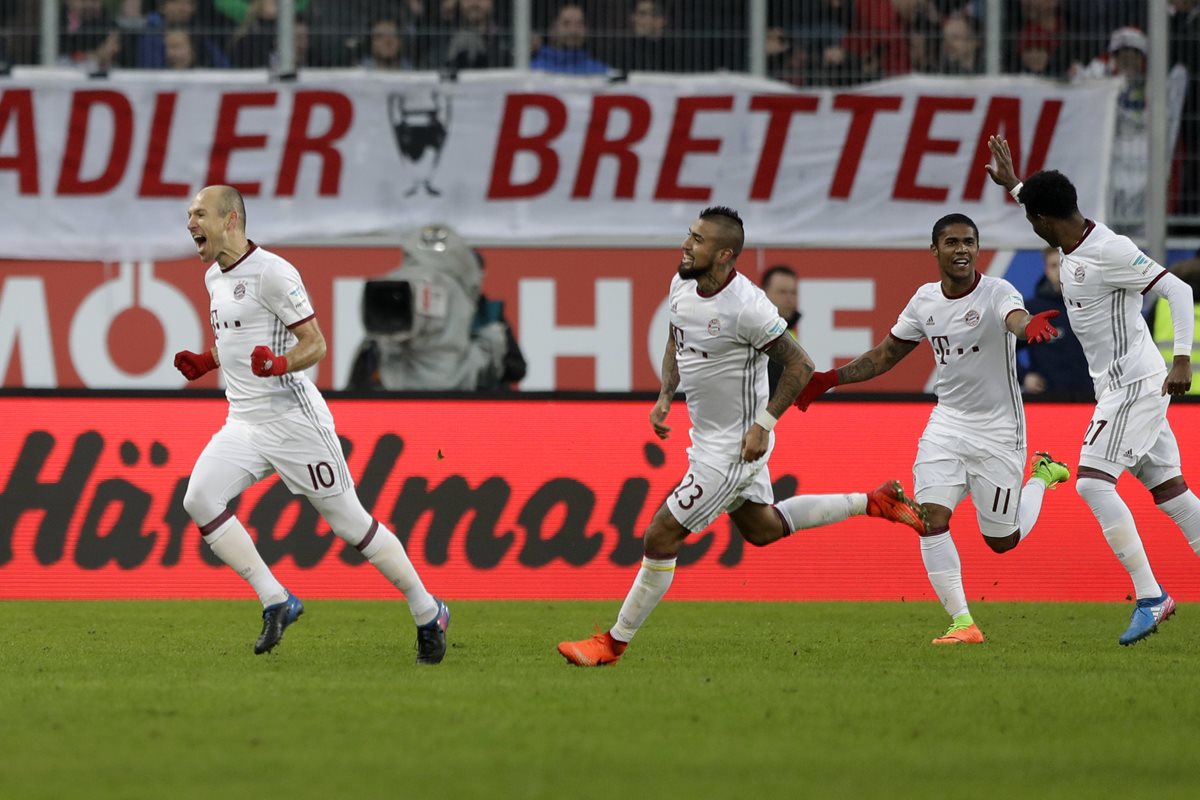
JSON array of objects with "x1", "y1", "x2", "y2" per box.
[
  {"x1": 651, "y1": 333, "x2": 678, "y2": 439},
  {"x1": 835, "y1": 336, "x2": 918, "y2": 385},
  {"x1": 659, "y1": 334, "x2": 679, "y2": 400},
  {"x1": 763, "y1": 334, "x2": 815, "y2": 415}
]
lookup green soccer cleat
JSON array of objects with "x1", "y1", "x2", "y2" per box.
[{"x1": 1031, "y1": 451, "x2": 1070, "y2": 489}]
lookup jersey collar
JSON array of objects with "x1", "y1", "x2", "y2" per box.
[
  {"x1": 1062, "y1": 220, "x2": 1096, "y2": 255},
  {"x1": 941, "y1": 270, "x2": 981, "y2": 300},
  {"x1": 220, "y1": 241, "x2": 258, "y2": 273},
  {"x1": 697, "y1": 267, "x2": 737, "y2": 298}
]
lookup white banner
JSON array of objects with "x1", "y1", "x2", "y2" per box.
[{"x1": 0, "y1": 69, "x2": 1118, "y2": 259}]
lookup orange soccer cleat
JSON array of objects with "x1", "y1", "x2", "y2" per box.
[
  {"x1": 557, "y1": 631, "x2": 628, "y2": 667},
  {"x1": 932, "y1": 623, "x2": 986, "y2": 645},
  {"x1": 866, "y1": 480, "x2": 927, "y2": 534}
]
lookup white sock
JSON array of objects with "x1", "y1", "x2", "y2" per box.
[
  {"x1": 775, "y1": 493, "x2": 867, "y2": 530},
  {"x1": 1078, "y1": 477, "x2": 1161, "y2": 599},
  {"x1": 1156, "y1": 490, "x2": 1200, "y2": 556},
  {"x1": 610, "y1": 557, "x2": 676, "y2": 643},
  {"x1": 920, "y1": 532, "x2": 968, "y2": 618},
  {"x1": 204, "y1": 517, "x2": 288, "y2": 608},
  {"x1": 359, "y1": 523, "x2": 438, "y2": 625},
  {"x1": 1017, "y1": 479, "x2": 1047, "y2": 540}
]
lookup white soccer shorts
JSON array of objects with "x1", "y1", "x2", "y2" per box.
[
  {"x1": 666, "y1": 455, "x2": 775, "y2": 533},
  {"x1": 913, "y1": 425, "x2": 1027, "y2": 537},
  {"x1": 192, "y1": 412, "x2": 354, "y2": 499},
  {"x1": 1079, "y1": 377, "x2": 1182, "y2": 486}
]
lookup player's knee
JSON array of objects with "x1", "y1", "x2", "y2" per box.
[
  {"x1": 643, "y1": 520, "x2": 686, "y2": 556},
  {"x1": 1150, "y1": 477, "x2": 1188, "y2": 505},
  {"x1": 182, "y1": 480, "x2": 222, "y2": 525},
  {"x1": 984, "y1": 532, "x2": 1020, "y2": 553},
  {"x1": 741, "y1": 527, "x2": 773, "y2": 547},
  {"x1": 1076, "y1": 475, "x2": 1116, "y2": 506}
]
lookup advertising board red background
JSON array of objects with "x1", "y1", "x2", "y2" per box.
[
  {"x1": 0, "y1": 246, "x2": 967, "y2": 392},
  {"x1": 1, "y1": 396, "x2": 1197, "y2": 601}
]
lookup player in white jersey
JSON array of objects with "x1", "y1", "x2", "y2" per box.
[
  {"x1": 795, "y1": 214, "x2": 1071, "y2": 645},
  {"x1": 172, "y1": 185, "x2": 450, "y2": 662},
  {"x1": 988, "y1": 136, "x2": 1199, "y2": 645},
  {"x1": 557, "y1": 206, "x2": 927, "y2": 667}
]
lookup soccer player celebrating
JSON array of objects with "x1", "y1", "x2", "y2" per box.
[
  {"x1": 174, "y1": 185, "x2": 450, "y2": 662},
  {"x1": 987, "y1": 136, "x2": 1199, "y2": 645},
  {"x1": 556, "y1": 206, "x2": 926, "y2": 667},
  {"x1": 795, "y1": 213, "x2": 1069, "y2": 645}
]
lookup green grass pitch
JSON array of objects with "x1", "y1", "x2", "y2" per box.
[{"x1": 2, "y1": 600, "x2": 1198, "y2": 800}]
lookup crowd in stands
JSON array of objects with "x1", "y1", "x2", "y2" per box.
[
  {"x1": 1, "y1": 2, "x2": 1199, "y2": 215},
  {"x1": 0, "y1": 1, "x2": 1190, "y2": 81}
]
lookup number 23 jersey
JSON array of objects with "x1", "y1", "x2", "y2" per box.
[{"x1": 668, "y1": 270, "x2": 789, "y2": 465}]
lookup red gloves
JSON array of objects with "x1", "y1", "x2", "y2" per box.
[
  {"x1": 250, "y1": 345, "x2": 289, "y2": 376},
  {"x1": 173, "y1": 349, "x2": 217, "y2": 381},
  {"x1": 795, "y1": 370, "x2": 839, "y2": 411},
  {"x1": 1025, "y1": 310, "x2": 1061, "y2": 344}
]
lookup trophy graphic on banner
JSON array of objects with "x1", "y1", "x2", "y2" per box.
[{"x1": 388, "y1": 91, "x2": 451, "y2": 198}]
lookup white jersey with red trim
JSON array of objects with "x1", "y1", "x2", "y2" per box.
[
  {"x1": 1058, "y1": 220, "x2": 1168, "y2": 394},
  {"x1": 205, "y1": 243, "x2": 325, "y2": 424},
  {"x1": 891, "y1": 273, "x2": 1027, "y2": 449},
  {"x1": 668, "y1": 270, "x2": 789, "y2": 465}
]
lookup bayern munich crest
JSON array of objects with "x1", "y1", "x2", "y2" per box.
[
  {"x1": 233, "y1": 281, "x2": 246, "y2": 300},
  {"x1": 707, "y1": 318, "x2": 721, "y2": 334},
  {"x1": 963, "y1": 309, "x2": 980, "y2": 327},
  {"x1": 1074, "y1": 264, "x2": 1086, "y2": 282}
]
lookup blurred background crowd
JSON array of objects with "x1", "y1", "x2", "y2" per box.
[{"x1": 0, "y1": 2, "x2": 1190, "y2": 82}]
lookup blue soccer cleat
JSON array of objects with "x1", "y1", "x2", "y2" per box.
[
  {"x1": 416, "y1": 598, "x2": 451, "y2": 664},
  {"x1": 1118, "y1": 592, "x2": 1176, "y2": 646},
  {"x1": 254, "y1": 593, "x2": 305, "y2": 655}
]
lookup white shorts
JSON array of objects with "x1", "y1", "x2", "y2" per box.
[
  {"x1": 1079, "y1": 379, "x2": 1182, "y2": 486},
  {"x1": 194, "y1": 410, "x2": 354, "y2": 499},
  {"x1": 666, "y1": 456, "x2": 774, "y2": 533},
  {"x1": 913, "y1": 425, "x2": 1026, "y2": 537}
]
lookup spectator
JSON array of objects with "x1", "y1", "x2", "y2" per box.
[
  {"x1": 1170, "y1": 0, "x2": 1200, "y2": 216},
  {"x1": 361, "y1": 16, "x2": 412, "y2": 70},
  {"x1": 845, "y1": 0, "x2": 941, "y2": 79},
  {"x1": 1021, "y1": 247, "x2": 1092, "y2": 397},
  {"x1": 938, "y1": 13, "x2": 980, "y2": 74},
  {"x1": 1010, "y1": 0, "x2": 1069, "y2": 77},
  {"x1": 226, "y1": 0, "x2": 276, "y2": 67},
  {"x1": 531, "y1": 3, "x2": 609, "y2": 75},
  {"x1": 137, "y1": 0, "x2": 230, "y2": 68},
  {"x1": 348, "y1": 225, "x2": 513, "y2": 392},
  {"x1": 765, "y1": 25, "x2": 806, "y2": 85},
  {"x1": 1152, "y1": 249, "x2": 1200, "y2": 394},
  {"x1": 608, "y1": 1, "x2": 680, "y2": 73},
  {"x1": 60, "y1": 0, "x2": 122, "y2": 73},
  {"x1": 760, "y1": 265, "x2": 801, "y2": 396},
  {"x1": 163, "y1": 26, "x2": 198, "y2": 67},
  {"x1": 789, "y1": 0, "x2": 856, "y2": 86},
  {"x1": 303, "y1": 0, "x2": 422, "y2": 67},
  {"x1": 1016, "y1": 29, "x2": 1057, "y2": 77},
  {"x1": 442, "y1": 0, "x2": 511, "y2": 70},
  {"x1": 1075, "y1": 27, "x2": 1189, "y2": 234},
  {"x1": 214, "y1": 0, "x2": 309, "y2": 25}
]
